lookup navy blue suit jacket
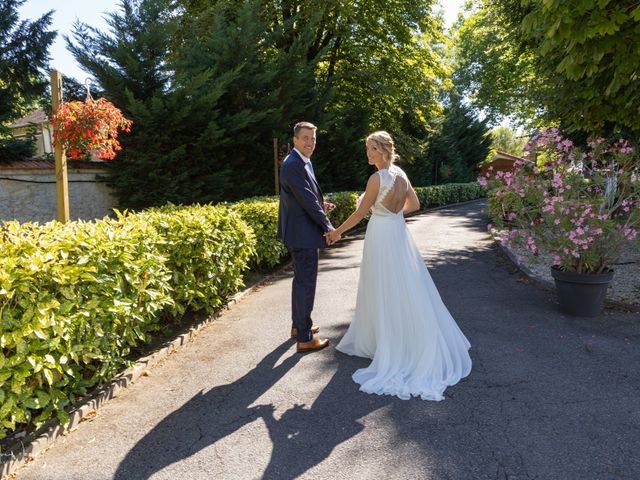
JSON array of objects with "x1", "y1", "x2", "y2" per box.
[{"x1": 277, "y1": 150, "x2": 332, "y2": 249}]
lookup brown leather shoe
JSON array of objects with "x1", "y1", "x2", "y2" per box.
[
  {"x1": 296, "y1": 337, "x2": 329, "y2": 353},
  {"x1": 290, "y1": 325, "x2": 320, "y2": 338}
]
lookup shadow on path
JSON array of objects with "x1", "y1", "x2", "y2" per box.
[
  {"x1": 114, "y1": 340, "x2": 301, "y2": 479},
  {"x1": 114, "y1": 341, "x2": 395, "y2": 480}
]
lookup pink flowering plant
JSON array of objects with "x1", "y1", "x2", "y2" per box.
[{"x1": 479, "y1": 127, "x2": 640, "y2": 274}]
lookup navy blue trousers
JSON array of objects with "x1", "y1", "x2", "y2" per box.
[{"x1": 290, "y1": 247, "x2": 319, "y2": 342}]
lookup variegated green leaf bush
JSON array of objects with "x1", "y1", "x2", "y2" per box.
[
  {"x1": 133, "y1": 204, "x2": 256, "y2": 315},
  {"x1": 0, "y1": 204, "x2": 255, "y2": 440},
  {"x1": 232, "y1": 200, "x2": 286, "y2": 270},
  {"x1": 0, "y1": 217, "x2": 174, "y2": 438}
]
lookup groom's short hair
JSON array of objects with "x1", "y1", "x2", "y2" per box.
[{"x1": 293, "y1": 121, "x2": 317, "y2": 137}]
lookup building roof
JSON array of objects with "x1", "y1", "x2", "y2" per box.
[
  {"x1": 9, "y1": 108, "x2": 49, "y2": 129},
  {"x1": 0, "y1": 159, "x2": 106, "y2": 171},
  {"x1": 478, "y1": 151, "x2": 527, "y2": 175},
  {"x1": 491, "y1": 151, "x2": 525, "y2": 162}
]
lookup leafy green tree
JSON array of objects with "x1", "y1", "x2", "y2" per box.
[
  {"x1": 454, "y1": 0, "x2": 640, "y2": 134},
  {"x1": 488, "y1": 126, "x2": 527, "y2": 158},
  {"x1": 452, "y1": 1, "x2": 540, "y2": 128},
  {"x1": 521, "y1": 0, "x2": 640, "y2": 133},
  {"x1": 407, "y1": 93, "x2": 491, "y2": 185},
  {"x1": 0, "y1": 0, "x2": 55, "y2": 160},
  {"x1": 312, "y1": 0, "x2": 448, "y2": 190}
]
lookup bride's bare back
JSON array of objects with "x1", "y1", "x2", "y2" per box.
[{"x1": 381, "y1": 175, "x2": 409, "y2": 214}]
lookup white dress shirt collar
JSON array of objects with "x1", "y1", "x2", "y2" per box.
[{"x1": 293, "y1": 147, "x2": 311, "y2": 164}]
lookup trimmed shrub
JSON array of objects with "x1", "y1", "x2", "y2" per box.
[
  {"x1": 414, "y1": 182, "x2": 485, "y2": 209},
  {"x1": 327, "y1": 191, "x2": 365, "y2": 228},
  {"x1": 0, "y1": 204, "x2": 255, "y2": 439},
  {"x1": 0, "y1": 218, "x2": 174, "y2": 437},
  {"x1": 132, "y1": 204, "x2": 256, "y2": 315},
  {"x1": 233, "y1": 199, "x2": 286, "y2": 270}
]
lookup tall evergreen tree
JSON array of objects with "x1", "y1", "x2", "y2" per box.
[
  {"x1": 67, "y1": 0, "x2": 184, "y2": 208},
  {"x1": 173, "y1": 0, "x2": 326, "y2": 199},
  {"x1": 0, "y1": 0, "x2": 55, "y2": 161},
  {"x1": 407, "y1": 93, "x2": 491, "y2": 185},
  {"x1": 68, "y1": 0, "x2": 325, "y2": 208}
]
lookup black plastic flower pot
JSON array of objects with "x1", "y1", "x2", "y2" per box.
[{"x1": 550, "y1": 266, "x2": 614, "y2": 317}]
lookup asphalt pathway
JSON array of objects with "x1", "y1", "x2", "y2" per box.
[{"x1": 16, "y1": 200, "x2": 640, "y2": 480}]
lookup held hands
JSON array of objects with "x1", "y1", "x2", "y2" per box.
[{"x1": 324, "y1": 229, "x2": 341, "y2": 245}]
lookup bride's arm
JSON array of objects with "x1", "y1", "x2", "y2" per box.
[
  {"x1": 403, "y1": 180, "x2": 420, "y2": 215},
  {"x1": 327, "y1": 174, "x2": 380, "y2": 241}
]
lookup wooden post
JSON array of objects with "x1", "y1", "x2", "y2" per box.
[
  {"x1": 51, "y1": 70, "x2": 69, "y2": 223},
  {"x1": 273, "y1": 137, "x2": 279, "y2": 195}
]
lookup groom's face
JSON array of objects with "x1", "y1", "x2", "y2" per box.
[{"x1": 293, "y1": 128, "x2": 316, "y2": 158}]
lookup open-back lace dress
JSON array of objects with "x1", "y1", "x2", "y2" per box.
[{"x1": 336, "y1": 165, "x2": 472, "y2": 400}]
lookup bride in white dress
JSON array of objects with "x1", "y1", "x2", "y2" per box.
[{"x1": 325, "y1": 131, "x2": 472, "y2": 401}]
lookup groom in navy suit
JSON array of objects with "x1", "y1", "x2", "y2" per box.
[{"x1": 278, "y1": 122, "x2": 333, "y2": 353}]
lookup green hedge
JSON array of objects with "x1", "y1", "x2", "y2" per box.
[
  {"x1": 232, "y1": 199, "x2": 286, "y2": 270},
  {"x1": 414, "y1": 182, "x2": 485, "y2": 208},
  {"x1": 131, "y1": 204, "x2": 256, "y2": 315},
  {"x1": 326, "y1": 191, "x2": 367, "y2": 228},
  {"x1": 0, "y1": 218, "x2": 171, "y2": 436},
  {"x1": 0, "y1": 181, "x2": 482, "y2": 440},
  {"x1": 0, "y1": 205, "x2": 255, "y2": 440}
]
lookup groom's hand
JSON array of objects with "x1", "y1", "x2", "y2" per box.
[{"x1": 325, "y1": 229, "x2": 341, "y2": 245}]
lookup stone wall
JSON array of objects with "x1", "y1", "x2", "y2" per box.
[{"x1": 0, "y1": 167, "x2": 117, "y2": 224}]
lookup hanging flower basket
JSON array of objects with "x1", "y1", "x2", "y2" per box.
[{"x1": 52, "y1": 97, "x2": 132, "y2": 160}]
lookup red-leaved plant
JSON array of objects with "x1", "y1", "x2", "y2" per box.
[{"x1": 52, "y1": 98, "x2": 132, "y2": 160}]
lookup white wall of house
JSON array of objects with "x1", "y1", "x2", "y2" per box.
[
  {"x1": 9, "y1": 109, "x2": 54, "y2": 158},
  {"x1": 0, "y1": 168, "x2": 117, "y2": 224},
  {"x1": 11, "y1": 124, "x2": 54, "y2": 158}
]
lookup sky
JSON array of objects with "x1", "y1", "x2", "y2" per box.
[
  {"x1": 18, "y1": 1, "x2": 115, "y2": 81},
  {"x1": 19, "y1": 0, "x2": 466, "y2": 81}
]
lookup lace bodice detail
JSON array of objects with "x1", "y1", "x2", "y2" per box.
[{"x1": 372, "y1": 165, "x2": 408, "y2": 216}]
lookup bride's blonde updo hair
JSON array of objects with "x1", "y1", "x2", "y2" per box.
[{"x1": 366, "y1": 130, "x2": 399, "y2": 165}]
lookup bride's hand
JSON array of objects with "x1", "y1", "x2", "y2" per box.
[{"x1": 325, "y1": 230, "x2": 341, "y2": 244}]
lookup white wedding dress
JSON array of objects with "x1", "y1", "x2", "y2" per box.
[{"x1": 336, "y1": 165, "x2": 472, "y2": 401}]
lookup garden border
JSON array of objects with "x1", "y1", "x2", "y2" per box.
[
  {"x1": 0, "y1": 268, "x2": 280, "y2": 479},
  {"x1": 489, "y1": 227, "x2": 638, "y2": 312}
]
